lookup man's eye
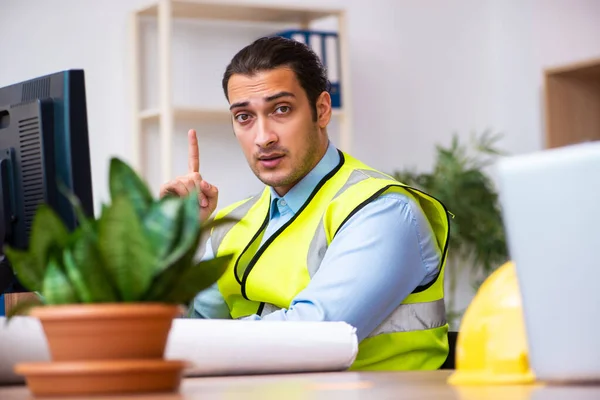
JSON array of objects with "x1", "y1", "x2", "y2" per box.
[
  {"x1": 275, "y1": 106, "x2": 290, "y2": 114},
  {"x1": 235, "y1": 114, "x2": 250, "y2": 123}
]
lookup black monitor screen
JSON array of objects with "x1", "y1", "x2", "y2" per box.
[{"x1": 0, "y1": 70, "x2": 94, "y2": 294}]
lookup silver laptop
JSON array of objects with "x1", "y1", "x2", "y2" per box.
[{"x1": 495, "y1": 141, "x2": 600, "y2": 382}]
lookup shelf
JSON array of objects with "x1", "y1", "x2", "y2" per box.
[
  {"x1": 137, "y1": 0, "x2": 341, "y2": 23},
  {"x1": 130, "y1": 0, "x2": 352, "y2": 184},
  {"x1": 139, "y1": 106, "x2": 344, "y2": 122},
  {"x1": 544, "y1": 57, "x2": 600, "y2": 148},
  {"x1": 140, "y1": 107, "x2": 231, "y2": 122}
]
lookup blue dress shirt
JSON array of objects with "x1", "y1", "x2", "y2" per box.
[{"x1": 192, "y1": 141, "x2": 442, "y2": 341}]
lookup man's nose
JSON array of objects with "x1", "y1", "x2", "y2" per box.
[{"x1": 254, "y1": 117, "x2": 277, "y2": 148}]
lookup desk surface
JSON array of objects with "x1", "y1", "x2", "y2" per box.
[{"x1": 1, "y1": 370, "x2": 599, "y2": 400}]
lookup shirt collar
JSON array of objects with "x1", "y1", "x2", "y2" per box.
[{"x1": 269, "y1": 141, "x2": 340, "y2": 218}]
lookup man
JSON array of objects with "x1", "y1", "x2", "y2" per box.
[{"x1": 160, "y1": 36, "x2": 451, "y2": 370}]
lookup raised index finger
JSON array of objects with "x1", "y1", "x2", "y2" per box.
[{"x1": 188, "y1": 129, "x2": 200, "y2": 173}]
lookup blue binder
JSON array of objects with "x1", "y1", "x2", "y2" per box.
[{"x1": 274, "y1": 29, "x2": 342, "y2": 109}]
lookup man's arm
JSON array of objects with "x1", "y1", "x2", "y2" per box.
[
  {"x1": 190, "y1": 237, "x2": 232, "y2": 319},
  {"x1": 243, "y1": 192, "x2": 442, "y2": 341}
]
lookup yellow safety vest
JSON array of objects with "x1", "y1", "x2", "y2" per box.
[{"x1": 209, "y1": 150, "x2": 451, "y2": 370}]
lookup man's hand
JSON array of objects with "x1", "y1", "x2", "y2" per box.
[{"x1": 159, "y1": 129, "x2": 219, "y2": 222}]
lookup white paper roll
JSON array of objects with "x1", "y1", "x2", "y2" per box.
[{"x1": 165, "y1": 319, "x2": 359, "y2": 376}]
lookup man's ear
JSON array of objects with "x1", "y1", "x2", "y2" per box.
[{"x1": 316, "y1": 91, "x2": 332, "y2": 128}]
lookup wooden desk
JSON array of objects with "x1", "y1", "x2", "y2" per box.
[
  {"x1": 1, "y1": 370, "x2": 599, "y2": 399},
  {"x1": 3, "y1": 293, "x2": 39, "y2": 316}
]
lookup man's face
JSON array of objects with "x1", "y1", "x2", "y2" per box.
[{"x1": 227, "y1": 67, "x2": 331, "y2": 195}]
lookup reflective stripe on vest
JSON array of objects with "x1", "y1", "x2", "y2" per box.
[
  {"x1": 210, "y1": 194, "x2": 262, "y2": 256},
  {"x1": 260, "y1": 299, "x2": 446, "y2": 338}
]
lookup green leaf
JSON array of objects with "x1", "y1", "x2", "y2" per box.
[
  {"x1": 160, "y1": 192, "x2": 202, "y2": 269},
  {"x1": 141, "y1": 247, "x2": 196, "y2": 302},
  {"x1": 109, "y1": 158, "x2": 153, "y2": 219},
  {"x1": 143, "y1": 196, "x2": 184, "y2": 270},
  {"x1": 161, "y1": 254, "x2": 233, "y2": 305},
  {"x1": 142, "y1": 215, "x2": 239, "y2": 302},
  {"x1": 63, "y1": 234, "x2": 119, "y2": 303},
  {"x1": 141, "y1": 194, "x2": 201, "y2": 301},
  {"x1": 143, "y1": 192, "x2": 204, "y2": 300},
  {"x1": 98, "y1": 195, "x2": 156, "y2": 301},
  {"x1": 31, "y1": 205, "x2": 70, "y2": 250},
  {"x1": 141, "y1": 257, "x2": 191, "y2": 301},
  {"x1": 3, "y1": 246, "x2": 41, "y2": 292},
  {"x1": 42, "y1": 256, "x2": 79, "y2": 304},
  {"x1": 12, "y1": 205, "x2": 70, "y2": 291},
  {"x1": 57, "y1": 180, "x2": 94, "y2": 234}
]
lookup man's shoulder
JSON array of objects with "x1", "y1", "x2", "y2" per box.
[
  {"x1": 215, "y1": 189, "x2": 267, "y2": 219},
  {"x1": 339, "y1": 151, "x2": 398, "y2": 182}
]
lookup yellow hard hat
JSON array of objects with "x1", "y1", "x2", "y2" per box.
[{"x1": 448, "y1": 261, "x2": 536, "y2": 385}]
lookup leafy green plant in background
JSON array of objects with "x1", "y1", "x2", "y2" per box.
[
  {"x1": 3, "y1": 158, "x2": 233, "y2": 316},
  {"x1": 391, "y1": 130, "x2": 509, "y2": 326}
]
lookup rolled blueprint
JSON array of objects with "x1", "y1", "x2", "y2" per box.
[
  {"x1": 0, "y1": 317, "x2": 358, "y2": 384},
  {"x1": 165, "y1": 319, "x2": 359, "y2": 376}
]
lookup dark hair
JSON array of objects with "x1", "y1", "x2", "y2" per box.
[{"x1": 222, "y1": 36, "x2": 330, "y2": 121}]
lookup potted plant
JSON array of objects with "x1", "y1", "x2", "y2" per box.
[
  {"x1": 391, "y1": 130, "x2": 509, "y2": 328},
  {"x1": 4, "y1": 158, "x2": 233, "y2": 396}
]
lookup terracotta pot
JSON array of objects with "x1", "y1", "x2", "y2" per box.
[{"x1": 29, "y1": 303, "x2": 181, "y2": 361}]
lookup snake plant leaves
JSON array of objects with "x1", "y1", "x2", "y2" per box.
[
  {"x1": 142, "y1": 249, "x2": 195, "y2": 302},
  {"x1": 141, "y1": 193, "x2": 201, "y2": 301},
  {"x1": 142, "y1": 215, "x2": 239, "y2": 302},
  {"x1": 42, "y1": 255, "x2": 79, "y2": 304},
  {"x1": 6, "y1": 156, "x2": 238, "y2": 310},
  {"x1": 98, "y1": 195, "x2": 156, "y2": 301},
  {"x1": 30, "y1": 204, "x2": 70, "y2": 256},
  {"x1": 159, "y1": 191, "x2": 201, "y2": 271},
  {"x1": 2, "y1": 247, "x2": 40, "y2": 292},
  {"x1": 161, "y1": 254, "x2": 233, "y2": 305},
  {"x1": 57, "y1": 180, "x2": 96, "y2": 239},
  {"x1": 108, "y1": 158, "x2": 153, "y2": 219},
  {"x1": 6, "y1": 205, "x2": 70, "y2": 291},
  {"x1": 63, "y1": 233, "x2": 119, "y2": 303},
  {"x1": 142, "y1": 191, "x2": 211, "y2": 301},
  {"x1": 143, "y1": 196, "x2": 185, "y2": 270}
]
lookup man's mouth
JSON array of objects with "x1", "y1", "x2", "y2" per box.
[
  {"x1": 258, "y1": 154, "x2": 285, "y2": 168},
  {"x1": 258, "y1": 154, "x2": 284, "y2": 161}
]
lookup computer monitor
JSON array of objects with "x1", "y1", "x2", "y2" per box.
[{"x1": 0, "y1": 69, "x2": 94, "y2": 294}]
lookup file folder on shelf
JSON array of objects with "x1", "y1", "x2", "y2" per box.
[{"x1": 274, "y1": 29, "x2": 342, "y2": 109}]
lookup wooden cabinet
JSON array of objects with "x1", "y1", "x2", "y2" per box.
[{"x1": 545, "y1": 58, "x2": 600, "y2": 148}]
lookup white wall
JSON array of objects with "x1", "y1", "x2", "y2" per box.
[
  {"x1": 3, "y1": 0, "x2": 599, "y2": 207},
  {"x1": 2, "y1": 0, "x2": 599, "y2": 319},
  {"x1": 451, "y1": 0, "x2": 600, "y2": 317}
]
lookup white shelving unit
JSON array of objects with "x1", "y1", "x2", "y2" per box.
[{"x1": 130, "y1": 0, "x2": 353, "y2": 183}]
